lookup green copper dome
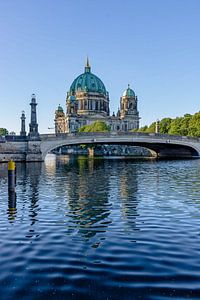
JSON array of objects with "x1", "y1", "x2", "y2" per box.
[
  {"x1": 123, "y1": 84, "x2": 135, "y2": 97},
  {"x1": 69, "y1": 60, "x2": 107, "y2": 96},
  {"x1": 57, "y1": 104, "x2": 64, "y2": 112}
]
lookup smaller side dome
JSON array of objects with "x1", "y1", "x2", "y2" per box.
[
  {"x1": 55, "y1": 104, "x2": 65, "y2": 117},
  {"x1": 57, "y1": 104, "x2": 64, "y2": 112},
  {"x1": 122, "y1": 84, "x2": 135, "y2": 97}
]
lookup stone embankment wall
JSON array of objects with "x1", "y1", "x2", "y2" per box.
[
  {"x1": 95, "y1": 145, "x2": 152, "y2": 156},
  {"x1": 55, "y1": 145, "x2": 152, "y2": 157},
  {"x1": 0, "y1": 141, "x2": 42, "y2": 162},
  {"x1": 0, "y1": 141, "x2": 27, "y2": 162}
]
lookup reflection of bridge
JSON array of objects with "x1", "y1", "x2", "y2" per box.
[{"x1": 1, "y1": 132, "x2": 200, "y2": 162}]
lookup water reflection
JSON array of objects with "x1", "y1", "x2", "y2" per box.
[
  {"x1": 27, "y1": 163, "x2": 42, "y2": 226},
  {"x1": 16, "y1": 162, "x2": 42, "y2": 228},
  {"x1": 66, "y1": 157, "x2": 112, "y2": 241},
  {"x1": 1, "y1": 156, "x2": 200, "y2": 299},
  {"x1": 7, "y1": 191, "x2": 17, "y2": 223},
  {"x1": 44, "y1": 156, "x2": 142, "y2": 241},
  {"x1": 119, "y1": 164, "x2": 140, "y2": 230}
]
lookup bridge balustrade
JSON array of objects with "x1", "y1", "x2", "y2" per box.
[{"x1": 40, "y1": 132, "x2": 200, "y2": 143}]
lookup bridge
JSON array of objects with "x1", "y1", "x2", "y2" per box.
[{"x1": 1, "y1": 132, "x2": 200, "y2": 162}]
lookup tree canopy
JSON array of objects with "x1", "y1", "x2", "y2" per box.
[
  {"x1": 0, "y1": 128, "x2": 8, "y2": 136},
  {"x1": 136, "y1": 112, "x2": 200, "y2": 137},
  {"x1": 78, "y1": 121, "x2": 110, "y2": 132}
]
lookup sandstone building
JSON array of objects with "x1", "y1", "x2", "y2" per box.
[{"x1": 55, "y1": 59, "x2": 140, "y2": 133}]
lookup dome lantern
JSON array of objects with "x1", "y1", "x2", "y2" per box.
[
  {"x1": 57, "y1": 104, "x2": 64, "y2": 112},
  {"x1": 85, "y1": 57, "x2": 91, "y2": 73},
  {"x1": 122, "y1": 84, "x2": 135, "y2": 97}
]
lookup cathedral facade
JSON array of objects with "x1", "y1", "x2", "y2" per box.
[{"x1": 55, "y1": 59, "x2": 140, "y2": 134}]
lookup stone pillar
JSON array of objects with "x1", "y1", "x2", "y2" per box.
[
  {"x1": 29, "y1": 94, "x2": 40, "y2": 140},
  {"x1": 26, "y1": 141, "x2": 43, "y2": 161},
  {"x1": 20, "y1": 111, "x2": 26, "y2": 137}
]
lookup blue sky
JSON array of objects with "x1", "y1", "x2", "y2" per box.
[{"x1": 0, "y1": 0, "x2": 200, "y2": 133}]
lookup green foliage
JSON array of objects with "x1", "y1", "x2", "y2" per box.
[
  {"x1": 135, "y1": 125, "x2": 148, "y2": 132},
  {"x1": 188, "y1": 112, "x2": 200, "y2": 137},
  {"x1": 136, "y1": 112, "x2": 200, "y2": 137},
  {"x1": 0, "y1": 128, "x2": 8, "y2": 136},
  {"x1": 146, "y1": 122, "x2": 156, "y2": 133},
  {"x1": 78, "y1": 121, "x2": 110, "y2": 132},
  {"x1": 159, "y1": 118, "x2": 172, "y2": 134}
]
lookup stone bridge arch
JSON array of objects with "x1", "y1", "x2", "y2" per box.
[{"x1": 40, "y1": 133, "x2": 200, "y2": 160}]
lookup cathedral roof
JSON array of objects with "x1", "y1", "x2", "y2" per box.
[
  {"x1": 122, "y1": 84, "x2": 135, "y2": 97},
  {"x1": 69, "y1": 59, "x2": 107, "y2": 96}
]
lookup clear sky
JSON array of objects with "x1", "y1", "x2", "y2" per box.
[{"x1": 0, "y1": 0, "x2": 200, "y2": 133}]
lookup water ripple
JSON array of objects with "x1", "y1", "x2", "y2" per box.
[{"x1": 0, "y1": 157, "x2": 200, "y2": 299}]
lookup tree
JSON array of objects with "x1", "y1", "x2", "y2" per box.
[
  {"x1": 78, "y1": 121, "x2": 110, "y2": 132},
  {"x1": 135, "y1": 125, "x2": 148, "y2": 132},
  {"x1": 159, "y1": 118, "x2": 172, "y2": 134},
  {"x1": 136, "y1": 112, "x2": 200, "y2": 137},
  {"x1": 168, "y1": 118, "x2": 182, "y2": 135},
  {"x1": 146, "y1": 122, "x2": 156, "y2": 133},
  {"x1": 0, "y1": 128, "x2": 8, "y2": 136},
  {"x1": 188, "y1": 112, "x2": 200, "y2": 137},
  {"x1": 179, "y1": 115, "x2": 191, "y2": 136}
]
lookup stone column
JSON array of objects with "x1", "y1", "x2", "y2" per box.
[
  {"x1": 20, "y1": 111, "x2": 26, "y2": 137},
  {"x1": 29, "y1": 94, "x2": 40, "y2": 140}
]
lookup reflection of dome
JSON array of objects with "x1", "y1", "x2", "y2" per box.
[
  {"x1": 123, "y1": 84, "x2": 135, "y2": 97},
  {"x1": 69, "y1": 59, "x2": 107, "y2": 96}
]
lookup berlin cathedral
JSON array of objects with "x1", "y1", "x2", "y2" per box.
[{"x1": 55, "y1": 59, "x2": 140, "y2": 133}]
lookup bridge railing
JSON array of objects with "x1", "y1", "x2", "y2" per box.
[
  {"x1": 3, "y1": 135, "x2": 28, "y2": 142},
  {"x1": 39, "y1": 132, "x2": 200, "y2": 143}
]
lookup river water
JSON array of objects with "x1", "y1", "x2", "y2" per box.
[{"x1": 0, "y1": 154, "x2": 200, "y2": 300}]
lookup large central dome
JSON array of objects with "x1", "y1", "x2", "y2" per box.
[{"x1": 69, "y1": 59, "x2": 107, "y2": 96}]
